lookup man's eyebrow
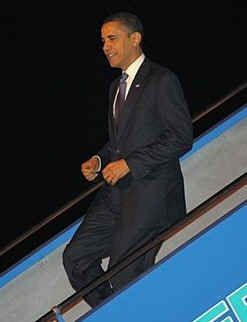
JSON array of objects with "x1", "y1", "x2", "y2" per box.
[
  {"x1": 101, "y1": 34, "x2": 117, "y2": 42},
  {"x1": 106, "y1": 34, "x2": 117, "y2": 38}
]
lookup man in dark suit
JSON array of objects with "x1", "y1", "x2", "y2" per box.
[{"x1": 63, "y1": 11, "x2": 193, "y2": 308}]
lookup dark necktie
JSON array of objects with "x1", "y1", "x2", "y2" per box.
[{"x1": 115, "y1": 72, "x2": 128, "y2": 125}]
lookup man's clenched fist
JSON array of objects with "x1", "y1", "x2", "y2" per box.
[{"x1": 81, "y1": 157, "x2": 99, "y2": 181}]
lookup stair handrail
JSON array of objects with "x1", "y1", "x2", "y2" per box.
[
  {"x1": 192, "y1": 81, "x2": 246, "y2": 122},
  {"x1": 0, "y1": 181, "x2": 104, "y2": 257}
]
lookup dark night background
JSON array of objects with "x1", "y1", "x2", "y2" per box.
[{"x1": 1, "y1": 2, "x2": 246, "y2": 269}]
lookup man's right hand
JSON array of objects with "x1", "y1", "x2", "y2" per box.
[{"x1": 81, "y1": 157, "x2": 100, "y2": 181}]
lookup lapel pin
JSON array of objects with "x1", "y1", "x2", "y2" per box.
[{"x1": 135, "y1": 84, "x2": 140, "y2": 88}]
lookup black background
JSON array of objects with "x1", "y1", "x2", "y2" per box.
[{"x1": 1, "y1": 2, "x2": 246, "y2": 253}]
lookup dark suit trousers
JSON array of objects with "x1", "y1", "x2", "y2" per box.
[{"x1": 62, "y1": 185, "x2": 162, "y2": 308}]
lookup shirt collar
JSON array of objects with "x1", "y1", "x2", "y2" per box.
[{"x1": 124, "y1": 53, "x2": 145, "y2": 81}]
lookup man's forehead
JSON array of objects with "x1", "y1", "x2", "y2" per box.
[{"x1": 101, "y1": 21, "x2": 128, "y2": 36}]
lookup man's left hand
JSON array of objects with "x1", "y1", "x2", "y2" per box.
[{"x1": 102, "y1": 159, "x2": 130, "y2": 185}]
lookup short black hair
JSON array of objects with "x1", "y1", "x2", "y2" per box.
[{"x1": 103, "y1": 11, "x2": 144, "y2": 39}]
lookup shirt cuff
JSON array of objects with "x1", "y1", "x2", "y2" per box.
[{"x1": 91, "y1": 155, "x2": 101, "y2": 172}]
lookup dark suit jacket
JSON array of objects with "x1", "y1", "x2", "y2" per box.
[{"x1": 97, "y1": 57, "x2": 193, "y2": 249}]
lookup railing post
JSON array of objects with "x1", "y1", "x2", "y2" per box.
[{"x1": 52, "y1": 307, "x2": 65, "y2": 322}]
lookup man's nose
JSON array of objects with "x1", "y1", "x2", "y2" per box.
[{"x1": 103, "y1": 41, "x2": 110, "y2": 53}]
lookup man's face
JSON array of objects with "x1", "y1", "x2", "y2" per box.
[{"x1": 101, "y1": 21, "x2": 140, "y2": 70}]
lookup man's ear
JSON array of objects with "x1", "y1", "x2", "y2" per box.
[{"x1": 131, "y1": 32, "x2": 142, "y2": 47}]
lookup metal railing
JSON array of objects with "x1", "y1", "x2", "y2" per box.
[
  {"x1": 192, "y1": 81, "x2": 247, "y2": 122},
  {"x1": 0, "y1": 181, "x2": 104, "y2": 257}
]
